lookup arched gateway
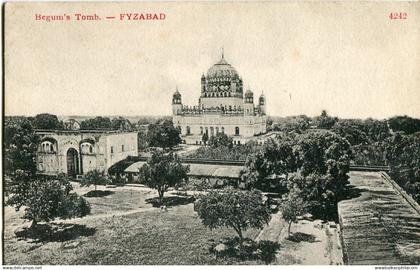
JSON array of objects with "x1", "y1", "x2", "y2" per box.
[
  {"x1": 35, "y1": 130, "x2": 138, "y2": 176},
  {"x1": 66, "y1": 148, "x2": 80, "y2": 177}
]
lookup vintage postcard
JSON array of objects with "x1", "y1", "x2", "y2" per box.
[{"x1": 2, "y1": 1, "x2": 420, "y2": 267}]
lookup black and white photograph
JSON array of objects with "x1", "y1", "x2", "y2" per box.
[{"x1": 2, "y1": 1, "x2": 420, "y2": 267}]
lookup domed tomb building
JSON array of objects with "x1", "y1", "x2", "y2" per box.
[{"x1": 172, "y1": 54, "x2": 267, "y2": 145}]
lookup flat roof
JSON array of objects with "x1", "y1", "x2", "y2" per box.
[
  {"x1": 338, "y1": 171, "x2": 420, "y2": 264},
  {"x1": 35, "y1": 129, "x2": 137, "y2": 135},
  {"x1": 124, "y1": 161, "x2": 243, "y2": 179}
]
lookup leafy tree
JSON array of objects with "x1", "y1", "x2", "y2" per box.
[
  {"x1": 388, "y1": 115, "x2": 420, "y2": 135},
  {"x1": 332, "y1": 119, "x2": 368, "y2": 146},
  {"x1": 80, "y1": 116, "x2": 112, "y2": 130},
  {"x1": 385, "y1": 132, "x2": 420, "y2": 202},
  {"x1": 111, "y1": 117, "x2": 133, "y2": 131},
  {"x1": 241, "y1": 135, "x2": 299, "y2": 190},
  {"x1": 81, "y1": 169, "x2": 110, "y2": 191},
  {"x1": 195, "y1": 189, "x2": 271, "y2": 241},
  {"x1": 242, "y1": 131, "x2": 351, "y2": 219},
  {"x1": 271, "y1": 115, "x2": 311, "y2": 133},
  {"x1": 208, "y1": 133, "x2": 233, "y2": 148},
  {"x1": 32, "y1": 113, "x2": 63, "y2": 130},
  {"x1": 188, "y1": 140, "x2": 262, "y2": 160},
  {"x1": 7, "y1": 171, "x2": 90, "y2": 228},
  {"x1": 280, "y1": 189, "x2": 307, "y2": 236},
  {"x1": 138, "y1": 150, "x2": 189, "y2": 204},
  {"x1": 4, "y1": 118, "x2": 39, "y2": 175},
  {"x1": 147, "y1": 120, "x2": 181, "y2": 149},
  {"x1": 201, "y1": 133, "x2": 209, "y2": 146}
]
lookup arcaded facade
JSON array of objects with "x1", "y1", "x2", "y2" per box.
[
  {"x1": 36, "y1": 130, "x2": 138, "y2": 177},
  {"x1": 172, "y1": 55, "x2": 267, "y2": 145}
]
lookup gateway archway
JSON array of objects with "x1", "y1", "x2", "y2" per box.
[{"x1": 66, "y1": 148, "x2": 80, "y2": 178}]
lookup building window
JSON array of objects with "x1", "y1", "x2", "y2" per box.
[
  {"x1": 237, "y1": 141, "x2": 241, "y2": 145},
  {"x1": 89, "y1": 145, "x2": 93, "y2": 153},
  {"x1": 235, "y1": 127, "x2": 240, "y2": 135},
  {"x1": 111, "y1": 146, "x2": 114, "y2": 154},
  {"x1": 122, "y1": 145, "x2": 125, "y2": 152},
  {"x1": 50, "y1": 144, "x2": 54, "y2": 152},
  {"x1": 210, "y1": 127, "x2": 214, "y2": 136},
  {"x1": 205, "y1": 127, "x2": 208, "y2": 135},
  {"x1": 200, "y1": 127, "x2": 203, "y2": 134},
  {"x1": 216, "y1": 127, "x2": 219, "y2": 134},
  {"x1": 186, "y1": 126, "x2": 191, "y2": 135},
  {"x1": 221, "y1": 127, "x2": 225, "y2": 134}
]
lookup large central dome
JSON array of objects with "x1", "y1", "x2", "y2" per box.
[{"x1": 206, "y1": 58, "x2": 239, "y2": 79}]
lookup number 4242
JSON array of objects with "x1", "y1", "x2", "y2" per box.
[{"x1": 389, "y1": 12, "x2": 407, "y2": 20}]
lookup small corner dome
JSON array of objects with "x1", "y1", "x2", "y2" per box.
[
  {"x1": 259, "y1": 93, "x2": 265, "y2": 100},
  {"x1": 245, "y1": 89, "x2": 254, "y2": 97},
  {"x1": 173, "y1": 89, "x2": 181, "y2": 97}
]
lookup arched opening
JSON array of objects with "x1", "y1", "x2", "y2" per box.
[{"x1": 66, "y1": 148, "x2": 80, "y2": 178}]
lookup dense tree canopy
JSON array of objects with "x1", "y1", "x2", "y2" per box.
[
  {"x1": 4, "y1": 118, "x2": 39, "y2": 175},
  {"x1": 187, "y1": 141, "x2": 262, "y2": 161},
  {"x1": 385, "y1": 132, "x2": 420, "y2": 202},
  {"x1": 314, "y1": 110, "x2": 338, "y2": 129},
  {"x1": 242, "y1": 131, "x2": 351, "y2": 219},
  {"x1": 241, "y1": 135, "x2": 298, "y2": 190},
  {"x1": 138, "y1": 150, "x2": 189, "y2": 204},
  {"x1": 32, "y1": 113, "x2": 63, "y2": 130},
  {"x1": 208, "y1": 133, "x2": 233, "y2": 149},
  {"x1": 270, "y1": 115, "x2": 311, "y2": 133},
  {"x1": 111, "y1": 117, "x2": 133, "y2": 131},
  {"x1": 388, "y1": 116, "x2": 420, "y2": 135},
  {"x1": 80, "y1": 117, "x2": 112, "y2": 130},
  {"x1": 7, "y1": 171, "x2": 90, "y2": 228},
  {"x1": 147, "y1": 120, "x2": 182, "y2": 149},
  {"x1": 195, "y1": 189, "x2": 271, "y2": 241}
]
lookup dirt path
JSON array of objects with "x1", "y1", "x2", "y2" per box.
[{"x1": 256, "y1": 212, "x2": 343, "y2": 265}]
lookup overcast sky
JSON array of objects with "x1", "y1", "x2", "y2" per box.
[{"x1": 5, "y1": 2, "x2": 420, "y2": 119}]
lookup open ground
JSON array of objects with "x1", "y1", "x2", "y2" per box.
[{"x1": 4, "y1": 183, "x2": 342, "y2": 265}]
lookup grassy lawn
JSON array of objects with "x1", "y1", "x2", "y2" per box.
[{"x1": 4, "y1": 185, "x2": 262, "y2": 265}]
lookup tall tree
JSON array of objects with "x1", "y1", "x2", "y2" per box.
[
  {"x1": 138, "y1": 150, "x2": 189, "y2": 204},
  {"x1": 147, "y1": 120, "x2": 181, "y2": 149},
  {"x1": 280, "y1": 188, "x2": 307, "y2": 236}
]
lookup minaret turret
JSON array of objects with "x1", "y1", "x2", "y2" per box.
[
  {"x1": 244, "y1": 88, "x2": 254, "y2": 116},
  {"x1": 172, "y1": 87, "x2": 183, "y2": 115},
  {"x1": 259, "y1": 92, "x2": 266, "y2": 115}
]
